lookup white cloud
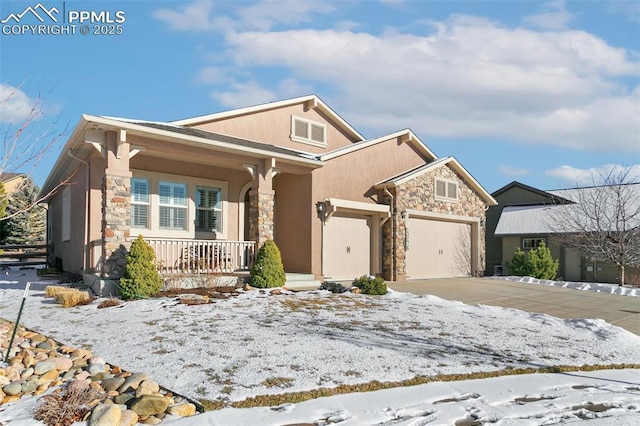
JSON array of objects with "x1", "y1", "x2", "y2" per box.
[
  {"x1": 277, "y1": 78, "x2": 313, "y2": 98},
  {"x1": 154, "y1": 0, "x2": 334, "y2": 33},
  {"x1": 238, "y1": 0, "x2": 334, "y2": 31},
  {"x1": 153, "y1": 1, "x2": 222, "y2": 31},
  {"x1": 197, "y1": 67, "x2": 229, "y2": 84},
  {"x1": 545, "y1": 164, "x2": 640, "y2": 186},
  {"x1": 220, "y1": 17, "x2": 640, "y2": 152},
  {"x1": 523, "y1": 0, "x2": 574, "y2": 30},
  {"x1": 210, "y1": 80, "x2": 277, "y2": 108},
  {"x1": 498, "y1": 165, "x2": 529, "y2": 177},
  {"x1": 0, "y1": 84, "x2": 37, "y2": 124}
]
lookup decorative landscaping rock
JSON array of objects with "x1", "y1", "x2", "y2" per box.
[
  {"x1": 129, "y1": 395, "x2": 170, "y2": 417},
  {"x1": 90, "y1": 403, "x2": 122, "y2": 426},
  {"x1": 136, "y1": 379, "x2": 160, "y2": 397},
  {"x1": 168, "y1": 402, "x2": 197, "y2": 417},
  {"x1": 3, "y1": 381, "x2": 22, "y2": 396},
  {"x1": 0, "y1": 319, "x2": 203, "y2": 425},
  {"x1": 119, "y1": 409, "x2": 139, "y2": 426},
  {"x1": 33, "y1": 359, "x2": 56, "y2": 375},
  {"x1": 119, "y1": 372, "x2": 148, "y2": 393},
  {"x1": 179, "y1": 294, "x2": 209, "y2": 305}
]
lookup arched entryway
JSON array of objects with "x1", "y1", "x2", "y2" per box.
[{"x1": 238, "y1": 183, "x2": 252, "y2": 241}]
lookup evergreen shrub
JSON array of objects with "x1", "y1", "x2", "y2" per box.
[
  {"x1": 119, "y1": 235, "x2": 163, "y2": 299},
  {"x1": 352, "y1": 275, "x2": 387, "y2": 295},
  {"x1": 250, "y1": 240, "x2": 286, "y2": 288}
]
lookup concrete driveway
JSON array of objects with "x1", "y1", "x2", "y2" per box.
[{"x1": 389, "y1": 277, "x2": 640, "y2": 336}]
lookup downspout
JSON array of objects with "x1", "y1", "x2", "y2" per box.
[
  {"x1": 383, "y1": 188, "x2": 395, "y2": 281},
  {"x1": 67, "y1": 149, "x2": 91, "y2": 275}
]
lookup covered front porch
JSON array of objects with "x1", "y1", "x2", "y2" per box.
[{"x1": 145, "y1": 238, "x2": 255, "y2": 275}]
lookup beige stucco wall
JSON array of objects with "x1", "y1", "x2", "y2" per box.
[
  {"x1": 2, "y1": 176, "x2": 25, "y2": 196},
  {"x1": 49, "y1": 161, "x2": 89, "y2": 275},
  {"x1": 191, "y1": 104, "x2": 358, "y2": 155},
  {"x1": 273, "y1": 173, "x2": 313, "y2": 273}
]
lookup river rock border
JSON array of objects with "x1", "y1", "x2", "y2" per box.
[{"x1": 0, "y1": 319, "x2": 202, "y2": 425}]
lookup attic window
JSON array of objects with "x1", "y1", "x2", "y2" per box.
[
  {"x1": 435, "y1": 178, "x2": 459, "y2": 202},
  {"x1": 291, "y1": 115, "x2": 326, "y2": 147}
]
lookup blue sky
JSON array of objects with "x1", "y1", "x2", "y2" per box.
[{"x1": 1, "y1": 0, "x2": 638, "y2": 193}]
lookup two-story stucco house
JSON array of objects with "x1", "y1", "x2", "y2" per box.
[{"x1": 40, "y1": 95, "x2": 496, "y2": 284}]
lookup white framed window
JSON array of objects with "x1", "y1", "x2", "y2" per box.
[
  {"x1": 291, "y1": 115, "x2": 327, "y2": 147},
  {"x1": 61, "y1": 186, "x2": 70, "y2": 241},
  {"x1": 195, "y1": 186, "x2": 222, "y2": 232},
  {"x1": 522, "y1": 237, "x2": 545, "y2": 250},
  {"x1": 435, "y1": 178, "x2": 458, "y2": 201},
  {"x1": 131, "y1": 178, "x2": 150, "y2": 229},
  {"x1": 159, "y1": 181, "x2": 187, "y2": 230}
]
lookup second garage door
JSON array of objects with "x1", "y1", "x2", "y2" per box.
[
  {"x1": 323, "y1": 214, "x2": 372, "y2": 280},
  {"x1": 406, "y1": 218, "x2": 471, "y2": 279}
]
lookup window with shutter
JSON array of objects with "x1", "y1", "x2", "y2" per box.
[
  {"x1": 435, "y1": 178, "x2": 459, "y2": 202},
  {"x1": 196, "y1": 186, "x2": 222, "y2": 232},
  {"x1": 291, "y1": 115, "x2": 327, "y2": 147},
  {"x1": 159, "y1": 181, "x2": 187, "y2": 230},
  {"x1": 131, "y1": 178, "x2": 150, "y2": 229}
]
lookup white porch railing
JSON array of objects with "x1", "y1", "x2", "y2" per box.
[{"x1": 144, "y1": 238, "x2": 256, "y2": 275}]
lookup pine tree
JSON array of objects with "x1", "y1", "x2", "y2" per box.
[
  {"x1": 527, "y1": 242, "x2": 559, "y2": 280},
  {"x1": 2, "y1": 180, "x2": 45, "y2": 245},
  {"x1": 506, "y1": 248, "x2": 530, "y2": 276}
]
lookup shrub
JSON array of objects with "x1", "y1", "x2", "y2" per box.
[
  {"x1": 527, "y1": 242, "x2": 559, "y2": 280},
  {"x1": 34, "y1": 384, "x2": 101, "y2": 426},
  {"x1": 506, "y1": 248, "x2": 530, "y2": 277},
  {"x1": 320, "y1": 281, "x2": 348, "y2": 293},
  {"x1": 250, "y1": 240, "x2": 286, "y2": 288},
  {"x1": 119, "y1": 235, "x2": 163, "y2": 299},
  {"x1": 506, "y1": 242, "x2": 558, "y2": 280},
  {"x1": 352, "y1": 275, "x2": 387, "y2": 295}
]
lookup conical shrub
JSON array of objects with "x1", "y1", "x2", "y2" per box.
[
  {"x1": 119, "y1": 235, "x2": 163, "y2": 299},
  {"x1": 250, "y1": 240, "x2": 286, "y2": 288}
]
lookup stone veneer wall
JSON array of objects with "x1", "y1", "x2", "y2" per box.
[
  {"x1": 382, "y1": 165, "x2": 488, "y2": 280},
  {"x1": 102, "y1": 174, "x2": 131, "y2": 278},
  {"x1": 249, "y1": 190, "x2": 275, "y2": 244}
]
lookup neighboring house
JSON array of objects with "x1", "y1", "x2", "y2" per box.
[
  {"x1": 486, "y1": 181, "x2": 640, "y2": 284},
  {"x1": 40, "y1": 95, "x2": 496, "y2": 282},
  {"x1": 0, "y1": 172, "x2": 26, "y2": 197}
]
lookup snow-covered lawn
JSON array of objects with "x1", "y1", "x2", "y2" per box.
[{"x1": 1, "y1": 268, "x2": 639, "y2": 425}]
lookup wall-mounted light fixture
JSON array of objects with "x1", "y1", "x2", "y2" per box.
[
  {"x1": 316, "y1": 202, "x2": 325, "y2": 215},
  {"x1": 401, "y1": 210, "x2": 408, "y2": 219}
]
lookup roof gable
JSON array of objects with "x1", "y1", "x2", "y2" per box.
[
  {"x1": 320, "y1": 129, "x2": 437, "y2": 162},
  {"x1": 492, "y1": 181, "x2": 572, "y2": 206},
  {"x1": 171, "y1": 95, "x2": 364, "y2": 143},
  {"x1": 375, "y1": 156, "x2": 497, "y2": 206}
]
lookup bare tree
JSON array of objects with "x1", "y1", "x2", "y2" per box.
[
  {"x1": 547, "y1": 168, "x2": 640, "y2": 285},
  {"x1": 0, "y1": 82, "x2": 69, "y2": 220}
]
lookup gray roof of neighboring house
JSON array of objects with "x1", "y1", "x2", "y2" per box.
[
  {"x1": 495, "y1": 182, "x2": 640, "y2": 236},
  {"x1": 494, "y1": 205, "x2": 561, "y2": 235}
]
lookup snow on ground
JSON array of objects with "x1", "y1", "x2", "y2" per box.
[
  {"x1": 495, "y1": 275, "x2": 640, "y2": 297},
  {"x1": 1, "y1": 268, "x2": 639, "y2": 425}
]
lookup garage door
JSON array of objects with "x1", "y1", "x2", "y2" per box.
[
  {"x1": 406, "y1": 218, "x2": 471, "y2": 279},
  {"x1": 323, "y1": 214, "x2": 371, "y2": 280}
]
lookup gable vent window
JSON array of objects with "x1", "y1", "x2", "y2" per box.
[
  {"x1": 434, "y1": 178, "x2": 459, "y2": 202},
  {"x1": 291, "y1": 115, "x2": 327, "y2": 147}
]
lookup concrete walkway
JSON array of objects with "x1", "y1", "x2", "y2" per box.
[{"x1": 389, "y1": 277, "x2": 640, "y2": 336}]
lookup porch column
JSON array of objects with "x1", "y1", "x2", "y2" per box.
[
  {"x1": 102, "y1": 130, "x2": 131, "y2": 278},
  {"x1": 248, "y1": 158, "x2": 276, "y2": 244}
]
